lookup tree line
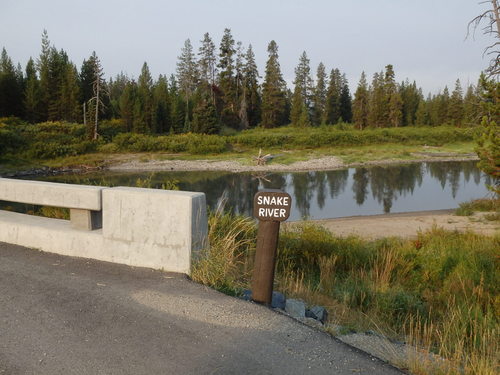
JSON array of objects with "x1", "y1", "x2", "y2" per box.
[{"x1": 0, "y1": 29, "x2": 484, "y2": 138}]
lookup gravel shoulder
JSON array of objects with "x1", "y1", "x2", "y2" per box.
[{"x1": 0, "y1": 242, "x2": 404, "y2": 375}]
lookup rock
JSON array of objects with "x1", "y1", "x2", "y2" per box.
[
  {"x1": 285, "y1": 299, "x2": 306, "y2": 318},
  {"x1": 241, "y1": 289, "x2": 252, "y2": 301},
  {"x1": 271, "y1": 291, "x2": 286, "y2": 309},
  {"x1": 309, "y1": 305, "x2": 328, "y2": 323}
]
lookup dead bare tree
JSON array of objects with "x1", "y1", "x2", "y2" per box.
[
  {"x1": 468, "y1": 0, "x2": 500, "y2": 77},
  {"x1": 87, "y1": 52, "x2": 107, "y2": 140}
]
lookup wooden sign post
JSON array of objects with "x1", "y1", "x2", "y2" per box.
[{"x1": 251, "y1": 190, "x2": 292, "y2": 305}]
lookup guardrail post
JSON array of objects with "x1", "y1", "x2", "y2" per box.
[{"x1": 70, "y1": 209, "x2": 102, "y2": 230}]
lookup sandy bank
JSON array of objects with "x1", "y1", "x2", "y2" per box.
[{"x1": 291, "y1": 209, "x2": 498, "y2": 239}]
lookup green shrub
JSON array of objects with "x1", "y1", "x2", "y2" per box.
[
  {"x1": 0, "y1": 128, "x2": 24, "y2": 155},
  {"x1": 112, "y1": 132, "x2": 228, "y2": 154},
  {"x1": 231, "y1": 126, "x2": 474, "y2": 149},
  {"x1": 99, "y1": 119, "x2": 128, "y2": 141}
]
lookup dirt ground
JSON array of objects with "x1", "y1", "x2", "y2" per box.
[{"x1": 302, "y1": 210, "x2": 499, "y2": 239}]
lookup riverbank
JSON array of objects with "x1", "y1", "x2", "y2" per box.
[
  {"x1": 293, "y1": 209, "x2": 499, "y2": 239},
  {"x1": 0, "y1": 151, "x2": 478, "y2": 177},
  {"x1": 107, "y1": 152, "x2": 478, "y2": 173}
]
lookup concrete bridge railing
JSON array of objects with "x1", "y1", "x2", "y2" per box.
[{"x1": 0, "y1": 178, "x2": 208, "y2": 274}]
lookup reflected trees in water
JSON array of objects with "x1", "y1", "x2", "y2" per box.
[
  {"x1": 352, "y1": 168, "x2": 369, "y2": 205},
  {"x1": 38, "y1": 161, "x2": 490, "y2": 220}
]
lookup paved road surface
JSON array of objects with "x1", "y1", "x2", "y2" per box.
[{"x1": 0, "y1": 242, "x2": 403, "y2": 375}]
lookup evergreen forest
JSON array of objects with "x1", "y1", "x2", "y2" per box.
[{"x1": 0, "y1": 29, "x2": 485, "y2": 140}]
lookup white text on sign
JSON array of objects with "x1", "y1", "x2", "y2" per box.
[
  {"x1": 256, "y1": 195, "x2": 290, "y2": 206},
  {"x1": 258, "y1": 207, "x2": 287, "y2": 218}
]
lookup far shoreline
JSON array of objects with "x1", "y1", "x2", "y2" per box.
[
  {"x1": 106, "y1": 154, "x2": 479, "y2": 174},
  {"x1": 0, "y1": 153, "x2": 479, "y2": 178}
]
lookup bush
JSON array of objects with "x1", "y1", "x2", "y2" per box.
[
  {"x1": 230, "y1": 126, "x2": 474, "y2": 149},
  {"x1": 99, "y1": 119, "x2": 128, "y2": 141},
  {"x1": 112, "y1": 132, "x2": 228, "y2": 154},
  {"x1": 0, "y1": 128, "x2": 24, "y2": 155}
]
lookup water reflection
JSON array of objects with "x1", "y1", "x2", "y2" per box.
[{"x1": 41, "y1": 161, "x2": 492, "y2": 221}]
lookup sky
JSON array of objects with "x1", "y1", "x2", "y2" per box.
[{"x1": 0, "y1": 0, "x2": 494, "y2": 95}]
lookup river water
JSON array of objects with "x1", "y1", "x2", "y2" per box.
[{"x1": 40, "y1": 160, "x2": 492, "y2": 221}]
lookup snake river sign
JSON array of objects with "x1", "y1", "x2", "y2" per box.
[
  {"x1": 253, "y1": 191, "x2": 291, "y2": 222},
  {"x1": 251, "y1": 190, "x2": 292, "y2": 305}
]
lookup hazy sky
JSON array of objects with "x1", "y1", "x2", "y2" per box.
[{"x1": 0, "y1": 0, "x2": 493, "y2": 94}]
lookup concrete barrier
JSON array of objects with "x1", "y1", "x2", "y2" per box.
[{"x1": 0, "y1": 178, "x2": 208, "y2": 274}]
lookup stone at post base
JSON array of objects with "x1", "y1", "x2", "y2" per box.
[
  {"x1": 241, "y1": 289, "x2": 252, "y2": 301},
  {"x1": 241, "y1": 290, "x2": 286, "y2": 310},
  {"x1": 271, "y1": 291, "x2": 286, "y2": 309},
  {"x1": 285, "y1": 299, "x2": 306, "y2": 318},
  {"x1": 306, "y1": 305, "x2": 328, "y2": 324}
]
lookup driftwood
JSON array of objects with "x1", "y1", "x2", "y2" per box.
[{"x1": 253, "y1": 149, "x2": 275, "y2": 166}]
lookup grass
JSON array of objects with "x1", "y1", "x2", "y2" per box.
[
  {"x1": 455, "y1": 198, "x2": 499, "y2": 216},
  {"x1": 191, "y1": 212, "x2": 499, "y2": 375}
]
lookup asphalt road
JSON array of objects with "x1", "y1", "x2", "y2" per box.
[{"x1": 0, "y1": 242, "x2": 403, "y2": 375}]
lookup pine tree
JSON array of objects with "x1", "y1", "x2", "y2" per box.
[
  {"x1": 352, "y1": 71, "x2": 369, "y2": 129},
  {"x1": 400, "y1": 80, "x2": 421, "y2": 126},
  {"x1": 242, "y1": 44, "x2": 261, "y2": 127},
  {"x1": 47, "y1": 48, "x2": 70, "y2": 121},
  {"x1": 290, "y1": 85, "x2": 309, "y2": 127},
  {"x1": 198, "y1": 32, "x2": 217, "y2": 103},
  {"x1": 368, "y1": 71, "x2": 385, "y2": 127},
  {"x1": 339, "y1": 74, "x2": 352, "y2": 123},
  {"x1": 152, "y1": 74, "x2": 171, "y2": 134},
  {"x1": 324, "y1": 68, "x2": 342, "y2": 124},
  {"x1": 313, "y1": 62, "x2": 327, "y2": 125},
  {"x1": 463, "y1": 84, "x2": 481, "y2": 126},
  {"x1": 177, "y1": 39, "x2": 198, "y2": 131},
  {"x1": 295, "y1": 52, "x2": 314, "y2": 111},
  {"x1": 388, "y1": 92, "x2": 403, "y2": 127},
  {"x1": 24, "y1": 57, "x2": 40, "y2": 123},
  {"x1": 198, "y1": 33, "x2": 217, "y2": 86},
  {"x1": 134, "y1": 62, "x2": 153, "y2": 133},
  {"x1": 169, "y1": 75, "x2": 186, "y2": 133},
  {"x1": 217, "y1": 29, "x2": 239, "y2": 128},
  {"x1": 475, "y1": 74, "x2": 499, "y2": 193},
  {"x1": 384, "y1": 64, "x2": 402, "y2": 127},
  {"x1": 290, "y1": 52, "x2": 313, "y2": 127},
  {"x1": 59, "y1": 63, "x2": 80, "y2": 122},
  {"x1": 192, "y1": 91, "x2": 219, "y2": 134},
  {"x1": 108, "y1": 72, "x2": 129, "y2": 119},
  {"x1": 449, "y1": 79, "x2": 464, "y2": 126},
  {"x1": 119, "y1": 80, "x2": 136, "y2": 132},
  {"x1": 80, "y1": 56, "x2": 97, "y2": 108},
  {"x1": 0, "y1": 48, "x2": 23, "y2": 117},
  {"x1": 415, "y1": 96, "x2": 431, "y2": 126},
  {"x1": 436, "y1": 87, "x2": 450, "y2": 125},
  {"x1": 261, "y1": 40, "x2": 287, "y2": 128},
  {"x1": 37, "y1": 29, "x2": 51, "y2": 121}
]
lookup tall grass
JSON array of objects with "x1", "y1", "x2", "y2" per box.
[
  {"x1": 192, "y1": 213, "x2": 499, "y2": 374},
  {"x1": 455, "y1": 198, "x2": 499, "y2": 216},
  {"x1": 191, "y1": 211, "x2": 256, "y2": 295}
]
